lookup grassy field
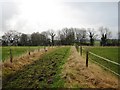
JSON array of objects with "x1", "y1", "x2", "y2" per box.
[
  {"x1": 3, "y1": 47, "x2": 70, "y2": 88},
  {"x1": 89, "y1": 47, "x2": 118, "y2": 63},
  {"x1": 1, "y1": 46, "x2": 43, "y2": 61},
  {"x1": 82, "y1": 46, "x2": 119, "y2": 75}
]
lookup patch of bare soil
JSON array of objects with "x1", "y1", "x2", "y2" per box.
[
  {"x1": 2, "y1": 47, "x2": 56, "y2": 80},
  {"x1": 62, "y1": 46, "x2": 119, "y2": 89}
]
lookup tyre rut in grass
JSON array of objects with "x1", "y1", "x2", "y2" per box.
[{"x1": 3, "y1": 47, "x2": 70, "y2": 88}]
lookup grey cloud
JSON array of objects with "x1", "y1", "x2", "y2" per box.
[{"x1": 1, "y1": 1, "x2": 19, "y2": 32}]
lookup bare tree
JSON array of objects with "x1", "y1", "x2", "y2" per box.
[
  {"x1": 2, "y1": 30, "x2": 21, "y2": 46},
  {"x1": 59, "y1": 28, "x2": 75, "y2": 45},
  {"x1": 20, "y1": 33, "x2": 28, "y2": 46},
  {"x1": 99, "y1": 27, "x2": 112, "y2": 39},
  {"x1": 57, "y1": 30, "x2": 66, "y2": 45},
  {"x1": 75, "y1": 28, "x2": 86, "y2": 45},
  {"x1": 48, "y1": 30, "x2": 56, "y2": 46},
  {"x1": 99, "y1": 26, "x2": 112, "y2": 46},
  {"x1": 41, "y1": 31, "x2": 49, "y2": 39},
  {"x1": 41, "y1": 31, "x2": 50, "y2": 46},
  {"x1": 87, "y1": 28, "x2": 98, "y2": 46}
]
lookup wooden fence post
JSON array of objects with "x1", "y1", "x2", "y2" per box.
[
  {"x1": 10, "y1": 48, "x2": 13, "y2": 63},
  {"x1": 38, "y1": 47, "x2": 39, "y2": 52},
  {"x1": 29, "y1": 47, "x2": 30, "y2": 55},
  {"x1": 86, "y1": 50, "x2": 88, "y2": 67},
  {"x1": 80, "y1": 46, "x2": 82, "y2": 56},
  {"x1": 44, "y1": 46, "x2": 47, "y2": 52}
]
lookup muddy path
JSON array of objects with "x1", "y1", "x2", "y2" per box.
[
  {"x1": 2, "y1": 47, "x2": 70, "y2": 88},
  {"x1": 2, "y1": 47, "x2": 56, "y2": 82},
  {"x1": 62, "y1": 46, "x2": 119, "y2": 88}
]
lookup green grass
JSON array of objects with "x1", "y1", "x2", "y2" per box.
[
  {"x1": 3, "y1": 47, "x2": 70, "y2": 88},
  {"x1": 82, "y1": 46, "x2": 119, "y2": 75},
  {"x1": 1, "y1": 46, "x2": 42, "y2": 61},
  {"x1": 89, "y1": 47, "x2": 118, "y2": 63}
]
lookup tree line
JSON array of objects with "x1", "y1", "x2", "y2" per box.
[{"x1": 1, "y1": 26, "x2": 119, "y2": 46}]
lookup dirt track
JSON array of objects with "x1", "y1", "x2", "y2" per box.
[
  {"x1": 2, "y1": 47, "x2": 56, "y2": 81},
  {"x1": 62, "y1": 46, "x2": 119, "y2": 88}
]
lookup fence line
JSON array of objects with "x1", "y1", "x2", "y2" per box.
[
  {"x1": 6, "y1": 47, "x2": 43, "y2": 63},
  {"x1": 81, "y1": 46, "x2": 120, "y2": 77},
  {"x1": 89, "y1": 52, "x2": 120, "y2": 66},
  {"x1": 90, "y1": 58, "x2": 120, "y2": 77}
]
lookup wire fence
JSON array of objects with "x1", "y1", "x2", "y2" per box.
[
  {"x1": 89, "y1": 51, "x2": 120, "y2": 77},
  {"x1": 75, "y1": 44, "x2": 120, "y2": 77},
  {"x1": 2, "y1": 46, "x2": 48, "y2": 63}
]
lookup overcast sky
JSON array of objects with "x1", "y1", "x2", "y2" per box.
[{"x1": 0, "y1": 0, "x2": 119, "y2": 38}]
